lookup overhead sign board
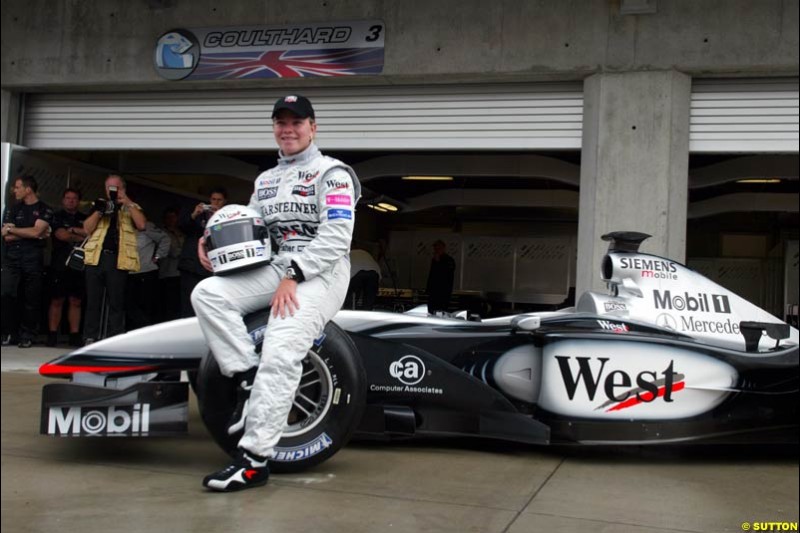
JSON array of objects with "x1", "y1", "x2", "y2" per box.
[{"x1": 154, "y1": 20, "x2": 385, "y2": 80}]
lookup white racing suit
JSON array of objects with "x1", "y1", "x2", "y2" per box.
[{"x1": 191, "y1": 143, "x2": 360, "y2": 457}]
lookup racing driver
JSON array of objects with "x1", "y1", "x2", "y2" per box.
[{"x1": 192, "y1": 95, "x2": 360, "y2": 492}]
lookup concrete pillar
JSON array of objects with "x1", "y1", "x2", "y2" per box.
[
  {"x1": 1, "y1": 90, "x2": 10, "y2": 143},
  {"x1": 1, "y1": 90, "x2": 21, "y2": 144},
  {"x1": 576, "y1": 70, "x2": 691, "y2": 296}
]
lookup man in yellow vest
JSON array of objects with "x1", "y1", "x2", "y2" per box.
[{"x1": 82, "y1": 175, "x2": 146, "y2": 344}]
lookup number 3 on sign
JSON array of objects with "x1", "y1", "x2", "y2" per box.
[{"x1": 366, "y1": 24, "x2": 383, "y2": 42}]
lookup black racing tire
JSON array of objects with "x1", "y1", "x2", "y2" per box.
[{"x1": 196, "y1": 311, "x2": 366, "y2": 473}]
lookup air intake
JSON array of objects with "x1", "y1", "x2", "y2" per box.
[{"x1": 601, "y1": 231, "x2": 651, "y2": 253}]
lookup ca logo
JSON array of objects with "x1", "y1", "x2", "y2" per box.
[{"x1": 389, "y1": 355, "x2": 426, "y2": 385}]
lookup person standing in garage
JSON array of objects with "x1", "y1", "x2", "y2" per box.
[
  {"x1": 347, "y1": 248, "x2": 381, "y2": 310},
  {"x1": 125, "y1": 220, "x2": 170, "y2": 331},
  {"x1": 426, "y1": 239, "x2": 456, "y2": 315},
  {"x1": 178, "y1": 188, "x2": 227, "y2": 317},
  {"x1": 1, "y1": 176, "x2": 54, "y2": 348},
  {"x1": 158, "y1": 207, "x2": 184, "y2": 321},
  {"x1": 82, "y1": 175, "x2": 146, "y2": 344},
  {"x1": 192, "y1": 94, "x2": 360, "y2": 492},
  {"x1": 46, "y1": 187, "x2": 88, "y2": 347}
]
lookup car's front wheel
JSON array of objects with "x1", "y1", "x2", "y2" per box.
[{"x1": 196, "y1": 313, "x2": 365, "y2": 473}]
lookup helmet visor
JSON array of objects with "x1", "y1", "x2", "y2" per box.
[{"x1": 205, "y1": 218, "x2": 266, "y2": 251}]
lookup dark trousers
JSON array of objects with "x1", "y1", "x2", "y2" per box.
[
  {"x1": 1, "y1": 253, "x2": 44, "y2": 341},
  {"x1": 427, "y1": 291, "x2": 452, "y2": 314},
  {"x1": 158, "y1": 276, "x2": 181, "y2": 322},
  {"x1": 84, "y1": 252, "x2": 128, "y2": 340},
  {"x1": 126, "y1": 270, "x2": 160, "y2": 331},
  {"x1": 346, "y1": 270, "x2": 380, "y2": 310},
  {"x1": 180, "y1": 270, "x2": 209, "y2": 318}
]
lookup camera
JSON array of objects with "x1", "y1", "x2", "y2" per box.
[
  {"x1": 93, "y1": 185, "x2": 120, "y2": 215},
  {"x1": 92, "y1": 198, "x2": 112, "y2": 214},
  {"x1": 202, "y1": 204, "x2": 214, "y2": 212}
]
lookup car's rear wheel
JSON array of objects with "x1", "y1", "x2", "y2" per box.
[{"x1": 196, "y1": 312, "x2": 365, "y2": 473}]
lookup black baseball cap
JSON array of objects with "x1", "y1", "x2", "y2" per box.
[{"x1": 271, "y1": 95, "x2": 315, "y2": 119}]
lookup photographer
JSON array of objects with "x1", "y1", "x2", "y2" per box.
[
  {"x1": 81, "y1": 175, "x2": 146, "y2": 344},
  {"x1": 178, "y1": 187, "x2": 226, "y2": 317}
]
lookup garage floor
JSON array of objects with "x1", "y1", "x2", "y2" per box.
[{"x1": 2, "y1": 346, "x2": 798, "y2": 533}]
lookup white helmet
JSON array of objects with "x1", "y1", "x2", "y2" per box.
[{"x1": 204, "y1": 205, "x2": 271, "y2": 275}]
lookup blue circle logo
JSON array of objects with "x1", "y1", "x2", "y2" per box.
[{"x1": 154, "y1": 29, "x2": 199, "y2": 80}]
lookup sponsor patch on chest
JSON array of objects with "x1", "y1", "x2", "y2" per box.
[
  {"x1": 298, "y1": 170, "x2": 320, "y2": 183},
  {"x1": 258, "y1": 176, "x2": 282, "y2": 187},
  {"x1": 258, "y1": 187, "x2": 279, "y2": 200},
  {"x1": 292, "y1": 184, "x2": 316, "y2": 197}
]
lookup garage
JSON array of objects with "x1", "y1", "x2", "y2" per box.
[
  {"x1": 7, "y1": 82, "x2": 584, "y2": 314},
  {"x1": 4, "y1": 77, "x2": 795, "y2": 318},
  {"x1": 685, "y1": 78, "x2": 799, "y2": 324},
  {"x1": 4, "y1": 79, "x2": 798, "y2": 317}
]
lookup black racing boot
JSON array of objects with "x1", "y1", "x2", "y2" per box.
[
  {"x1": 227, "y1": 367, "x2": 257, "y2": 435},
  {"x1": 202, "y1": 448, "x2": 269, "y2": 492}
]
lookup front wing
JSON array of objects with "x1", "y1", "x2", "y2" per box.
[{"x1": 41, "y1": 381, "x2": 189, "y2": 437}]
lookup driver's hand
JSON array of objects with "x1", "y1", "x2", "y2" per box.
[
  {"x1": 271, "y1": 278, "x2": 299, "y2": 319},
  {"x1": 197, "y1": 237, "x2": 213, "y2": 272}
]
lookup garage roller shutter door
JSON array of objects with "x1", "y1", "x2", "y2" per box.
[
  {"x1": 22, "y1": 83, "x2": 583, "y2": 151},
  {"x1": 690, "y1": 78, "x2": 799, "y2": 153}
]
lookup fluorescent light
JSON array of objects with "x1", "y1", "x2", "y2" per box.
[
  {"x1": 366, "y1": 204, "x2": 388, "y2": 212},
  {"x1": 402, "y1": 176, "x2": 454, "y2": 181},
  {"x1": 376, "y1": 202, "x2": 398, "y2": 211},
  {"x1": 736, "y1": 179, "x2": 781, "y2": 184}
]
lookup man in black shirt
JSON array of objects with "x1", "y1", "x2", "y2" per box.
[
  {"x1": 178, "y1": 187, "x2": 227, "y2": 317},
  {"x1": 1, "y1": 176, "x2": 54, "y2": 347},
  {"x1": 426, "y1": 240, "x2": 456, "y2": 315},
  {"x1": 47, "y1": 188, "x2": 88, "y2": 347}
]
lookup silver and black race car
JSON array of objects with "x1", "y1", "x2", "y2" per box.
[{"x1": 39, "y1": 232, "x2": 799, "y2": 472}]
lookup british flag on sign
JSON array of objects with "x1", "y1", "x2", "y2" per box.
[{"x1": 190, "y1": 47, "x2": 384, "y2": 80}]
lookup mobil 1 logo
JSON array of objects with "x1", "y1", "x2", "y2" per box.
[
  {"x1": 47, "y1": 404, "x2": 151, "y2": 436},
  {"x1": 653, "y1": 290, "x2": 731, "y2": 314}
]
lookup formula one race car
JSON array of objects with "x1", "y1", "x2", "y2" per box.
[{"x1": 39, "y1": 232, "x2": 799, "y2": 472}]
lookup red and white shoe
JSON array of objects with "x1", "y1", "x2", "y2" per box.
[{"x1": 202, "y1": 448, "x2": 269, "y2": 492}]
